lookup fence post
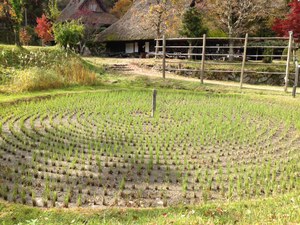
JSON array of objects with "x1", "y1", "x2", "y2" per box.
[
  {"x1": 152, "y1": 89, "x2": 157, "y2": 117},
  {"x1": 284, "y1": 31, "x2": 293, "y2": 92},
  {"x1": 240, "y1": 33, "x2": 248, "y2": 89},
  {"x1": 292, "y1": 38, "x2": 296, "y2": 63},
  {"x1": 200, "y1": 34, "x2": 206, "y2": 84},
  {"x1": 162, "y1": 35, "x2": 166, "y2": 79},
  {"x1": 292, "y1": 61, "x2": 299, "y2": 98}
]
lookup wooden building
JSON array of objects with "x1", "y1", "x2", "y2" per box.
[{"x1": 96, "y1": 0, "x2": 203, "y2": 57}]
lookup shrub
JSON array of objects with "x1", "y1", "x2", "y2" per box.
[
  {"x1": 263, "y1": 48, "x2": 273, "y2": 63},
  {"x1": 19, "y1": 27, "x2": 32, "y2": 46},
  {"x1": 53, "y1": 20, "x2": 84, "y2": 50},
  {"x1": 281, "y1": 48, "x2": 288, "y2": 61}
]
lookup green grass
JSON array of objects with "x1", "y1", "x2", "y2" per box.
[
  {"x1": 0, "y1": 68, "x2": 297, "y2": 104},
  {"x1": 0, "y1": 192, "x2": 299, "y2": 224}
]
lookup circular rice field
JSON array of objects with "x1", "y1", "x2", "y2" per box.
[{"x1": 0, "y1": 90, "x2": 299, "y2": 208}]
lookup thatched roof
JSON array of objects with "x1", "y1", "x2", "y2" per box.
[
  {"x1": 58, "y1": 0, "x2": 118, "y2": 28},
  {"x1": 96, "y1": 0, "x2": 200, "y2": 42}
]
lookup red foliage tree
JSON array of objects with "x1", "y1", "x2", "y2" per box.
[
  {"x1": 272, "y1": 0, "x2": 300, "y2": 39},
  {"x1": 35, "y1": 14, "x2": 53, "y2": 45}
]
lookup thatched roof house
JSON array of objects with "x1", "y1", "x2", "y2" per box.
[
  {"x1": 96, "y1": 0, "x2": 159, "y2": 42},
  {"x1": 96, "y1": 0, "x2": 203, "y2": 56},
  {"x1": 58, "y1": 0, "x2": 118, "y2": 29}
]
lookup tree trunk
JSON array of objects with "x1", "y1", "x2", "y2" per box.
[
  {"x1": 188, "y1": 42, "x2": 193, "y2": 60},
  {"x1": 228, "y1": 31, "x2": 234, "y2": 62},
  {"x1": 229, "y1": 39, "x2": 234, "y2": 61},
  {"x1": 227, "y1": 1, "x2": 233, "y2": 62},
  {"x1": 155, "y1": 39, "x2": 159, "y2": 59},
  {"x1": 14, "y1": 27, "x2": 21, "y2": 46}
]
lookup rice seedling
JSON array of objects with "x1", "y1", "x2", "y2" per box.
[{"x1": 0, "y1": 90, "x2": 299, "y2": 208}]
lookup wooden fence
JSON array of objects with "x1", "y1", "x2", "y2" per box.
[{"x1": 155, "y1": 32, "x2": 299, "y2": 95}]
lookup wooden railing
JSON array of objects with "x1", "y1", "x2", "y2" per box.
[{"x1": 155, "y1": 32, "x2": 298, "y2": 94}]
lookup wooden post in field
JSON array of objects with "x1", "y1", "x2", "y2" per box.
[
  {"x1": 292, "y1": 61, "x2": 299, "y2": 98},
  {"x1": 152, "y1": 89, "x2": 157, "y2": 117},
  {"x1": 240, "y1": 33, "x2": 248, "y2": 89},
  {"x1": 285, "y1": 31, "x2": 293, "y2": 92},
  {"x1": 200, "y1": 34, "x2": 206, "y2": 84},
  {"x1": 162, "y1": 35, "x2": 166, "y2": 79}
]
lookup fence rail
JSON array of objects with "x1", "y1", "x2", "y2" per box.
[{"x1": 155, "y1": 32, "x2": 299, "y2": 96}]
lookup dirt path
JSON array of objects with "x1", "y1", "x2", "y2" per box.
[
  {"x1": 84, "y1": 57, "x2": 293, "y2": 93},
  {"x1": 125, "y1": 63, "x2": 293, "y2": 93}
]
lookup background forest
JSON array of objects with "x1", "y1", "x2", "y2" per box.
[{"x1": 0, "y1": 0, "x2": 297, "y2": 46}]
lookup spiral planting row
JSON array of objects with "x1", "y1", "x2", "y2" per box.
[{"x1": 0, "y1": 91, "x2": 299, "y2": 208}]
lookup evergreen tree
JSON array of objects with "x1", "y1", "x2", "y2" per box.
[
  {"x1": 180, "y1": 7, "x2": 208, "y2": 59},
  {"x1": 180, "y1": 7, "x2": 208, "y2": 38}
]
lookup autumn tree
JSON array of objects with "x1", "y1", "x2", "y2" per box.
[
  {"x1": 206, "y1": 0, "x2": 286, "y2": 60},
  {"x1": 140, "y1": 0, "x2": 186, "y2": 57},
  {"x1": 19, "y1": 27, "x2": 32, "y2": 45},
  {"x1": 110, "y1": 0, "x2": 132, "y2": 18},
  {"x1": 272, "y1": 0, "x2": 300, "y2": 39},
  {"x1": 9, "y1": 0, "x2": 25, "y2": 45},
  {"x1": 0, "y1": 0, "x2": 24, "y2": 45},
  {"x1": 35, "y1": 14, "x2": 53, "y2": 45},
  {"x1": 0, "y1": 1, "x2": 14, "y2": 31}
]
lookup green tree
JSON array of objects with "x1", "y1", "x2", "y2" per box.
[
  {"x1": 180, "y1": 7, "x2": 208, "y2": 59},
  {"x1": 53, "y1": 20, "x2": 84, "y2": 50},
  {"x1": 180, "y1": 7, "x2": 208, "y2": 38}
]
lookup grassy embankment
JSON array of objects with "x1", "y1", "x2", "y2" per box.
[
  {"x1": 0, "y1": 192, "x2": 299, "y2": 225},
  {"x1": 0, "y1": 45, "x2": 98, "y2": 93}
]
